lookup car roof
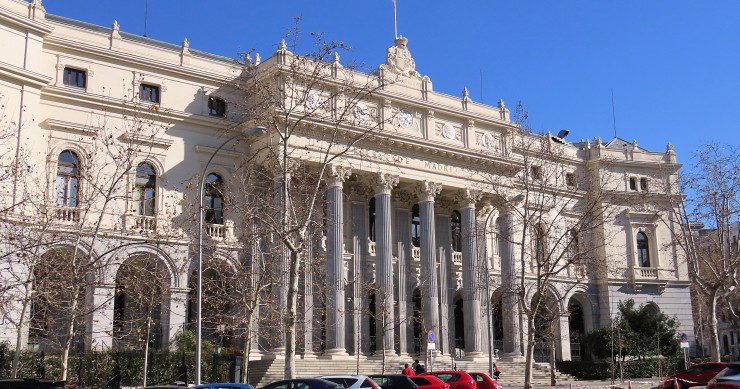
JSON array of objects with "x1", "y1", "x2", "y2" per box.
[{"x1": 319, "y1": 376, "x2": 368, "y2": 379}]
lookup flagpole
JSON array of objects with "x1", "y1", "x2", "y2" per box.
[{"x1": 393, "y1": 0, "x2": 398, "y2": 38}]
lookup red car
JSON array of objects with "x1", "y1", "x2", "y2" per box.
[
  {"x1": 663, "y1": 362, "x2": 728, "y2": 389},
  {"x1": 707, "y1": 362, "x2": 740, "y2": 389},
  {"x1": 410, "y1": 375, "x2": 450, "y2": 389},
  {"x1": 421, "y1": 371, "x2": 476, "y2": 389},
  {"x1": 468, "y1": 372, "x2": 502, "y2": 389}
]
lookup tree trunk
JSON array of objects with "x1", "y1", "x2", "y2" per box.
[
  {"x1": 524, "y1": 318, "x2": 536, "y2": 389},
  {"x1": 285, "y1": 249, "x2": 301, "y2": 379},
  {"x1": 241, "y1": 307, "x2": 255, "y2": 384},
  {"x1": 60, "y1": 287, "x2": 81, "y2": 381},
  {"x1": 143, "y1": 313, "x2": 152, "y2": 387},
  {"x1": 549, "y1": 335, "x2": 556, "y2": 386},
  {"x1": 707, "y1": 291, "x2": 721, "y2": 361},
  {"x1": 11, "y1": 282, "x2": 32, "y2": 378}
]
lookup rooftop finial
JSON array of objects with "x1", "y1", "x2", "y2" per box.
[
  {"x1": 279, "y1": 39, "x2": 287, "y2": 52},
  {"x1": 462, "y1": 87, "x2": 469, "y2": 99},
  {"x1": 254, "y1": 53, "x2": 261, "y2": 65},
  {"x1": 182, "y1": 38, "x2": 189, "y2": 49},
  {"x1": 498, "y1": 98, "x2": 505, "y2": 109},
  {"x1": 112, "y1": 20, "x2": 120, "y2": 31}
]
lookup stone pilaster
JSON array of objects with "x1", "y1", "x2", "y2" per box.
[
  {"x1": 88, "y1": 283, "x2": 115, "y2": 350},
  {"x1": 556, "y1": 314, "x2": 572, "y2": 361},
  {"x1": 324, "y1": 165, "x2": 351, "y2": 358},
  {"x1": 168, "y1": 287, "x2": 190, "y2": 350},
  {"x1": 370, "y1": 173, "x2": 399, "y2": 356},
  {"x1": 270, "y1": 174, "x2": 289, "y2": 354},
  {"x1": 459, "y1": 189, "x2": 484, "y2": 357},
  {"x1": 417, "y1": 181, "x2": 442, "y2": 353}
]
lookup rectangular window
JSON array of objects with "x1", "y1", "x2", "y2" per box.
[
  {"x1": 63, "y1": 67, "x2": 86, "y2": 89},
  {"x1": 640, "y1": 178, "x2": 649, "y2": 191},
  {"x1": 566, "y1": 172, "x2": 576, "y2": 188},
  {"x1": 531, "y1": 165, "x2": 542, "y2": 180},
  {"x1": 629, "y1": 177, "x2": 637, "y2": 191},
  {"x1": 140, "y1": 83, "x2": 160, "y2": 103},
  {"x1": 208, "y1": 97, "x2": 226, "y2": 117}
]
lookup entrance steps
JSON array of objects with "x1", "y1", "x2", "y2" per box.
[{"x1": 245, "y1": 355, "x2": 572, "y2": 388}]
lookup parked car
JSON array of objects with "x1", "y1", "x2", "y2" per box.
[
  {"x1": 261, "y1": 378, "x2": 345, "y2": 389},
  {"x1": 663, "y1": 362, "x2": 728, "y2": 389},
  {"x1": 194, "y1": 384, "x2": 255, "y2": 389},
  {"x1": 410, "y1": 375, "x2": 449, "y2": 389},
  {"x1": 467, "y1": 372, "x2": 501, "y2": 389},
  {"x1": 420, "y1": 371, "x2": 476, "y2": 389},
  {"x1": 707, "y1": 362, "x2": 740, "y2": 389},
  {"x1": 368, "y1": 374, "x2": 418, "y2": 389},
  {"x1": 0, "y1": 379, "x2": 66, "y2": 389},
  {"x1": 317, "y1": 375, "x2": 380, "y2": 389}
]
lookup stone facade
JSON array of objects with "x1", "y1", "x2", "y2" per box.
[{"x1": 0, "y1": 0, "x2": 695, "y2": 363}]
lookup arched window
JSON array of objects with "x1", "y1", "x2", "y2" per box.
[
  {"x1": 636, "y1": 232, "x2": 650, "y2": 267},
  {"x1": 450, "y1": 210, "x2": 462, "y2": 252},
  {"x1": 133, "y1": 163, "x2": 156, "y2": 216},
  {"x1": 368, "y1": 198, "x2": 376, "y2": 242},
  {"x1": 56, "y1": 150, "x2": 79, "y2": 207},
  {"x1": 411, "y1": 204, "x2": 421, "y2": 247},
  {"x1": 204, "y1": 173, "x2": 224, "y2": 224}
]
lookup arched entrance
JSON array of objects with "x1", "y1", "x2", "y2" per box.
[
  {"x1": 113, "y1": 254, "x2": 170, "y2": 349},
  {"x1": 532, "y1": 290, "x2": 558, "y2": 363},
  {"x1": 187, "y1": 257, "x2": 234, "y2": 347},
  {"x1": 568, "y1": 300, "x2": 586, "y2": 360},
  {"x1": 29, "y1": 248, "x2": 85, "y2": 352}
]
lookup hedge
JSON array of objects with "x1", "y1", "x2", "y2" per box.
[{"x1": 556, "y1": 358, "x2": 685, "y2": 380}]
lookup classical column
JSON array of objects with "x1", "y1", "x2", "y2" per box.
[
  {"x1": 270, "y1": 174, "x2": 289, "y2": 355},
  {"x1": 303, "y1": 241, "x2": 316, "y2": 359},
  {"x1": 417, "y1": 181, "x2": 442, "y2": 353},
  {"x1": 88, "y1": 283, "x2": 116, "y2": 350},
  {"x1": 500, "y1": 211, "x2": 524, "y2": 361},
  {"x1": 351, "y1": 199, "x2": 369, "y2": 355},
  {"x1": 371, "y1": 173, "x2": 399, "y2": 356},
  {"x1": 459, "y1": 189, "x2": 484, "y2": 357},
  {"x1": 395, "y1": 205, "x2": 412, "y2": 357},
  {"x1": 324, "y1": 165, "x2": 351, "y2": 357}
]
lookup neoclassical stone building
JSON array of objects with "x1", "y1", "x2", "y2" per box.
[{"x1": 0, "y1": 0, "x2": 695, "y2": 364}]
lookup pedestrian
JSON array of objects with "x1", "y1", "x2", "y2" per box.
[
  {"x1": 492, "y1": 363, "x2": 500, "y2": 380},
  {"x1": 413, "y1": 359, "x2": 426, "y2": 375},
  {"x1": 402, "y1": 363, "x2": 415, "y2": 376}
]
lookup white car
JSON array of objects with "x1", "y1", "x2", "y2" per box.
[{"x1": 317, "y1": 375, "x2": 380, "y2": 389}]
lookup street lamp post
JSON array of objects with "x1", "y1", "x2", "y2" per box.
[{"x1": 195, "y1": 126, "x2": 266, "y2": 385}]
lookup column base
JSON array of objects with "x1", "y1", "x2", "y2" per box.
[
  {"x1": 319, "y1": 350, "x2": 353, "y2": 360},
  {"x1": 265, "y1": 348, "x2": 286, "y2": 359},
  {"x1": 501, "y1": 352, "x2": 525, "y2": 362},
  {"x1": 302, "y1": 351, "x2": 318, "y2": 360},
  {"x1": 369, "y1": 349, "x2": 398, "y2": 358},
  {"x1": 461, "y1": 352, "x2": 488, "y2": 362}
]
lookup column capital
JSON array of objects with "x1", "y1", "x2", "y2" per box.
[
  {"x1": 327, "y1": 165, "x2": 352, "y2": 187},
  {"x1": 370, "y1": 173, "x2": 399, "y2": 195},
  {"x1": 456, "y1": 188, "x2": 481, "y2": 209},
  {"x1": 416, "y1": 181, "x2": 442, "y2": 202}
]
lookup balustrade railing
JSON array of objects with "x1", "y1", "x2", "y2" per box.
[{"x1": 55, "y1": 206, "x2": 79, "y2": 222}]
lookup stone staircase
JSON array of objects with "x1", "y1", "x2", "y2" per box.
[{"x1": 245, "y1": 356, "x2": 572, "y2": 388}]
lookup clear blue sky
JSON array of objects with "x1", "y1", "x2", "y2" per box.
[{"x1": 43, "y1": 1, "x2": 740, "y2": 162}]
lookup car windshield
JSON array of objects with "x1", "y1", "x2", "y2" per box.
[
  {"x1": 429, "y1": 374, "x2": 460, "y2": 383},
  {"x1": 323, "y1": 378, "x2": 355, "y2": 388}
]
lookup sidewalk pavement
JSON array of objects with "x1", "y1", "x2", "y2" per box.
[{"x1": 499, "y1": 378, "x2": 666, "y2": 389}]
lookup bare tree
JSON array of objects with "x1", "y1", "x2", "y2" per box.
[
  {"x1": 480, "y1": 103, "x2": 614, "y2": 389},
  {"x1": 660, "y1": 143, "x2": 740, "y2": 361}
]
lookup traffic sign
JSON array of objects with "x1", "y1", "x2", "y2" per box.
[
  {"x1": 679, "y1": 333, "x2": 688, "y2": 342},
  {"x1": 427, "y1": 330, "x2": 436, "y2": 343}
]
